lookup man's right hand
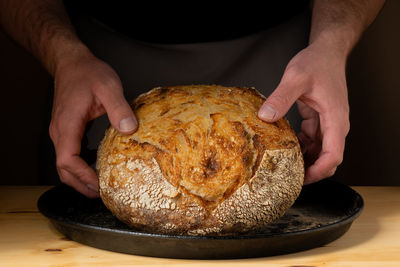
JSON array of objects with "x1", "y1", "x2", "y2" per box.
[{"x1": 49, "y1": 49, "x2": 137, "y2": 198}]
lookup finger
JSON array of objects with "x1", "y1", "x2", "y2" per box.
[
  {"x1": 258, "y1": 72, "x2": 307, "y2": 122},
  {"x1": 297, "y1": 101, "x2": 320, "y2": 137},
  {"x1": 296, "y1": 101, "x2": 320, "y2": 155},
  {"x1": 94, "y1": 80, "x2": 137, "y2": 134},
  {"x1": 299, "y1": 114, "x2": 320, "y2": 140},
  {"x1": 304, "y1": 111, "x2": 349, "y2": 184},
  {"x1": 297, "y1": 100, "x2": 317, "y2": 120},
  {"x1": 52, "y1": 111, "x2": 99, "y2": 196},
  {"x1": 298, "y1": 112, "x2": 321, "y2": 161},
  {"x1": 297, "y1": 131, "x2": 312, "y2": 154},
  {"x1": 59, "y1": 169, "x2": 99, "y2": 198},
  {"x1": 57, "y1": 149, "x2": 99, "y2": 191},
  {"x1": 304, "y1": 167, "x2": 337, "y2": 186}
]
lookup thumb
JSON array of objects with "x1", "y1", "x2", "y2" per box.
[
  {"x1": 96, "y1": 86, "x2": 138, "y2": 134},
  {"x1": 258, "y1": 82, "x2": 303, "y2": 122}
]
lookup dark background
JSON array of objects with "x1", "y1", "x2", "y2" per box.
[{"x1": 0, "y1": 1, "x2": 399, "y2": 186}]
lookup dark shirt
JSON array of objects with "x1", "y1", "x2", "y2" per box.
[{"x1": 64, "y1": 1, "x2": 310, "y2": 44}]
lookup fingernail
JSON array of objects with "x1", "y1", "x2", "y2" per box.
[
  {"x1": 87, "y1": 184, "x2": 99, "y2": 192},
  {"x1": 259, "y1": 104, "x2": 276, "y2": 121},
  {"x1": 119, "y1": 117, "x2": 136, "y2": 132}
]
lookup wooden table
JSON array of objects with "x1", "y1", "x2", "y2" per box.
[{"x1": 1, "y1": 186, "x2": 399, "y2": 266}]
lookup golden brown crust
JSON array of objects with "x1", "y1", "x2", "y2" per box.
[{"x1": 97, "y1": 85, "x2": 304, "y2": 235}]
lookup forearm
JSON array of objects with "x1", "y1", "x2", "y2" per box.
[
  {"x1": 0, "y1": 0, "x2": 90, "y2": 76},
  {"x1": 310, "y1": 0, "x2": 386, "y2": 57}
]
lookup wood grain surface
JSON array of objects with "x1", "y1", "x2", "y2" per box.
[{"x1": 0, "y1": 186, "x2": 399, "y2": 266}]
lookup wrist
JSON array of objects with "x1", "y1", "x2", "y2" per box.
[
  {"x1": 49, "y1": 37, "x2": 93, "y2": 78},
  {"x1": 308, "y1": 28, "x2": 357, "y2": 61}
]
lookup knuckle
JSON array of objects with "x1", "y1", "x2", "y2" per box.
[
  {"x1": 327, "y1": 167, "x2": 337, "y2": 177},
  {"x1": 48, "y1": 123, "x2": 55, "y2": 141},
  {"x1": 91, "y1": 76, "x2": 122, "y2": 95},
  {"x1": 283, "y1": 64, "x2": 310, "y2": 85},
  {"x1": 336, "y1": 106, "x2": 350, "y2": 134},
  {"x1": 344, "y1": 122, "x2": 350, "y2": 136},
  {"x1": 56, "y1": 168, "x2": 69, "y2": 184},
  {"x1": 343, "y1": 116, "x2": 350, "y2": 135},
  {"x1": 48, "y1": 117, "x2": 61, "y2": 141},
  {"x1": 56, "y1": 155, "x2": 71, "y2": 170},
  {"x1": 109, "y1": 102, "x2": 129, "y2": 115},
  {"x1": 58, "y1": 174, "x2": 68, "y2": 184},
  {"x1": 48, "y1": 112, "x2": 65, "y2": 142},
  {"x1": 90, "y1": 79, "x2": 106, "y2": 93},
  {"x1": 332, "y1": 153, "x2": 343, "y2": 167},
  {"x1": 270, "y1": 93, "x2": 293, "y2": 107}
]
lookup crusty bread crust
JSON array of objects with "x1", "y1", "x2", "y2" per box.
[{"x1": 97, "y1": 85, "x2": 304, "y2": 235}]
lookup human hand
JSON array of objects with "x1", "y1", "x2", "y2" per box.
[
  {"x1": 49, "y1": 49, "x2": 137, "y2": 198},
  {"x1": 258, "y1": 41, "x2": 350, "y2": 185}
]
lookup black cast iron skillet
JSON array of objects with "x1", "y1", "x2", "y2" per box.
[{"x1": 37, "y1": 179, "x2": 363, "y2": 259}]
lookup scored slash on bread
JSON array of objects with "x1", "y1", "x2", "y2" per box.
[{"x1": 97, "y1": 85, "x2": 304, "y2": 235}]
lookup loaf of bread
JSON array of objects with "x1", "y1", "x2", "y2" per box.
[{"x1": 97, "y1": 85, "x2": 304, "y2": 235}]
